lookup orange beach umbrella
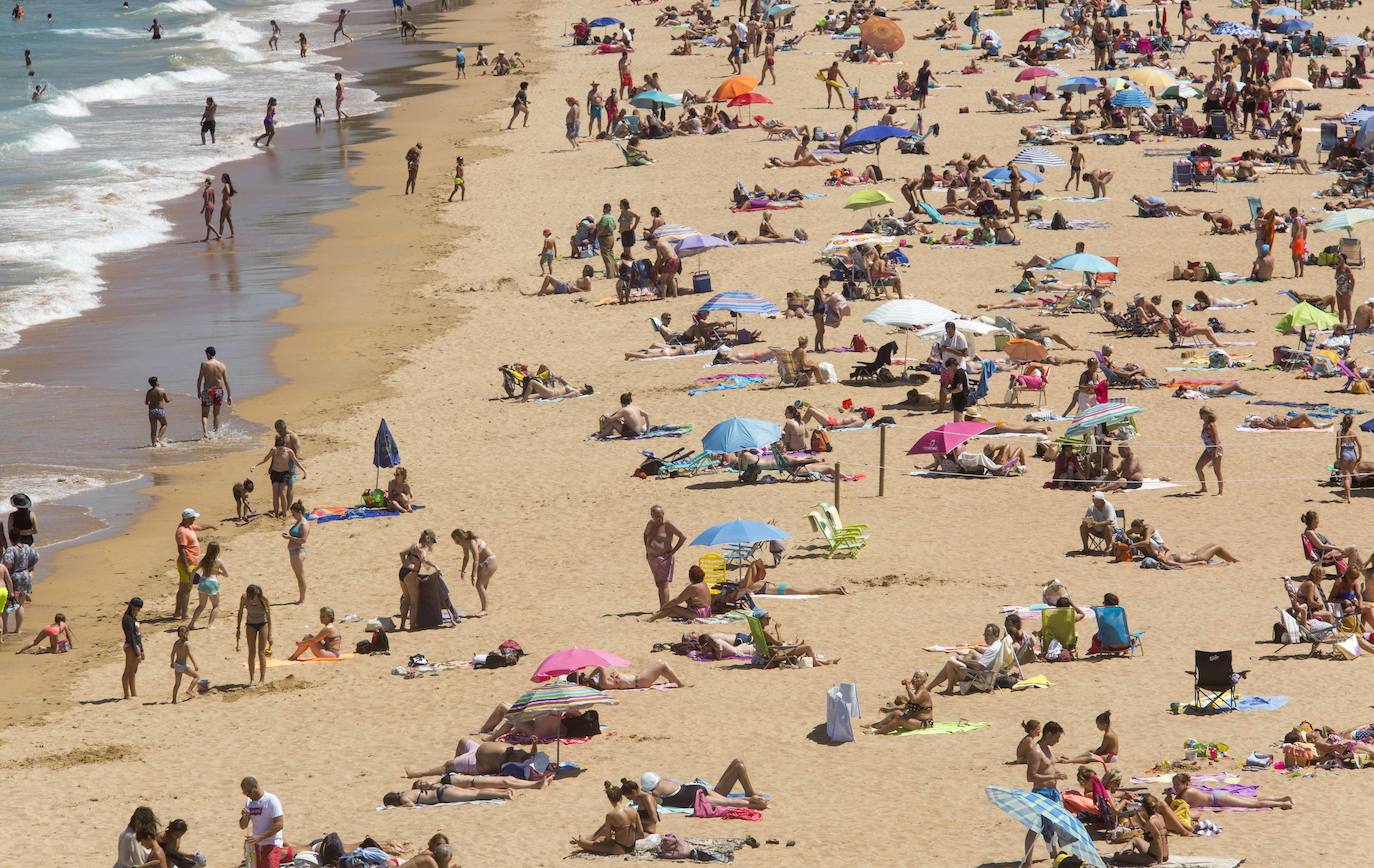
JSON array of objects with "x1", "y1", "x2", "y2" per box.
[
  {"x1": 713, "y1": 75, "x2": 759, "y2": 101},
  {"x1": 860, "y1": 16, "x2": 905, "y2": 53}
]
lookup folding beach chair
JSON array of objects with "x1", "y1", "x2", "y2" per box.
[
  {"x1": 616, "y1": 142, "x2": 652, "y2": 167},
  {"x1": 1339, "y1": 237, "x2": 1364, "y2": 268},
  {"x1": 1085, "y1": 509, "x2": 1125, "y2": 554},
  {"x1": 770, "y1": 442, "x2": 820, "y2": 482},
  {"x1": 1186, "y1": 649, "x2": 1248, "y2": 711},
  {"x1": 816, "y1": 502, "x2": 869, "y2": 542},
  {"x1": 1006, "y1": 369, "x2": 1047, "y2": 406},
  {"x1": 1091, "y1": 256, "x2": 1119, "y2": 291},
  {"x1": 1318, "y1": 122, "x2": 1338, "y2": 162},
  {"x1": 1038, "y1": 607, "x2": 1079, "y2": 660},
  {"x1": 1206, "y1": 111, "x2": 1231, "y2": 140},
  {"x1": 775, "y1": 350, "x2": 807, "y2": 386},
  {"x1": 1190, "y1": 156, "x2": 1219, "y2": 190},
  {"x1": 1177, "y1": 116, "x2": 1203, "y2": 137},
  {"x1": 850, "y1": 341, "x2": 898, "y2": 380},
  {"x1": 1246, "y1": 196, "x2": 1263, "y2": 224},
  {"x1": 959, "y1": 637, "x2": 1021, "y2": 694},
  {"x1": 1274, "y1": 607, "x2": 1343, "y2": 657},
  {"x1": 805, "y1": 509, "x2": 867, "y2": 558},
  {"x1": 650, "y1": 316, "x2": 689, "y2": 346},
  {"x1": 744, "y1": 614, "x2": 807, "y2": 668},
  {"x1": 1170, "y1": 160, "x2": 1196, "y2": 191},
  {"x1": 1091, "y1": 606, "x2": 1144, "y2": 656},
  {"x1": 697, "y1": 552, "x2": 729, "y2": 588}
]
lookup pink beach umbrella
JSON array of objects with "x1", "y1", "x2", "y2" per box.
[
  {"x1": 907, "y1": 421, "x2": 994, "y2": 456},
  {"x1": 531, "y1": 647, "x2": 631, "y2": 683},
  {"x1": 1015, "y1": 66, "x2": 1059, "y2": 82}
]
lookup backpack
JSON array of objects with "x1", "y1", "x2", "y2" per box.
[
  {"x1": 317, "y1": 833, "x2": 345, "y2": 866},
  {"x1": 356, "y1": 629, "x2": 389, "y2": 655},
  {"x1": 850, "y1": 333, "x2": 869, "y2": 352},
  {"x1": 810, "y1": 429, "x2": 833, "y2": 452},
  {"x1": 1050, "y1": 211, "x2": 1068, "y2": 230},
  {"x1": 561, "y1": 709, "x2": 600, "y2": 737},
  {"x1": 740, "y1": 463, "x2": 762, "y2": 484}
]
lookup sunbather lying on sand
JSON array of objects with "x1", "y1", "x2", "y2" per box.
[
  {"x1": 1242, "y1": 413, "x2": 1332, "y2": 430},
  {"x1": 520, "y1": 375, "x2": 594, "y2": 400},
  {"x1": 736, "y1": 443, "x2": 837, "y2": 478},
  {"x1": 799, "y1": 404, "x2": 874, "y2": 429},
  {"x1": 1169, "y1": 773, "x2": 1293, "y2": 810},
  {"x1": 405, "y1": 740, "x2": 533, "y2": 778},
  {"x1": 1127, "y1": 520, "x2": 1238, "y2": 567},
  {"x1": 640, "y1": 759, "x2": 770, "y2": 810},
  {"x1": 725, "y1": 228, "x2": 808, "y2": 244},
  {"x1": 382, "y1": 783, "x2": 514, "y2": 807},
  {"x1": 1171, "y1": 384, "x2": 1256, "y2": 399},
  {"x1": 722, "y1": 559, "x2": 847, "y2": 598},
  {"x1": 765, "y1": 152, "x2": 847, "y2": 168},
  {"x1": 624, "y1": 343, "x2": 703, "y2": 360},
  {"x1": 528, "y1": 266, "x2": 594, "y2": 296},
  {"x1": 712, "y1": 345, "x2": 779, "y2": 364},
  {"x1": 571, "y1": 661, "x2": 684, "y2": 690}
]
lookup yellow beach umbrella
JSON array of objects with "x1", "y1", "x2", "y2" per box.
[
  {"x1": 713, "y1": 75, "x2": 760, "y2": 102},
  {"x1": 1271, "y1": 77, "x2": 1313, "y2": 91},
  {"x1": 1123, "y1": 67, "x2": 1176, "y2": 89}
]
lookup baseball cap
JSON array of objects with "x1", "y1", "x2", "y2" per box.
[
  {"x1": 640, "y1": 772, "x2": 661, "y2": 791},
  {"x1": 181, "y1": 508, "x2": 199, "y2": 519},
  {"x1": 1091, "y1": 491, "x2": 1105, "y2": 501}
]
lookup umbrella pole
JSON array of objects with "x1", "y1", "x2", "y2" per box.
[
  {"x1": 834, "y1": 461, "x2": 841, "y2": 510},
  {"x1": 879, "y1": 424, "x2": 887, "y2": 497}
]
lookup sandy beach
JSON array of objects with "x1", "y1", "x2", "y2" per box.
[{"x1": 12, "y1": 0, "x2": 1374, "y2": 864}]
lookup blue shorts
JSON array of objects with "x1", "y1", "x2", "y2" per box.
[{"x1": 1030, "y1": 788, "x2": 1060, "y2": 844}]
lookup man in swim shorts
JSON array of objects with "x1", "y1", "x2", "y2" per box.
[
  {"x1": 174, "y1": 508, "x2": 211, "y2": 620},
  {"x1": 200, "y1": 96, "x2": 216, "y2": 144},
  {"x1": 643, "y1": 505, "x2": 685, "y2": 608},
  {"x1": 195, "y1": 345, "x2": 231, "y2": 439}
]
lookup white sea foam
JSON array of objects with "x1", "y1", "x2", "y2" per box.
[
  {"x1": 52, "y1": 26, "x2": 143, "y2": 38},
  {"x1": 66, "y1": 66, "x2": 228, "y2": 105},
  {"x1": 0, "y1": 465, "x2": 143, "y2": 506},
  {"x1": 146, "y1": 0, "x2": 216, "y2": 14},
  {"x1": 39, "y1": 94, "x2": 92, "y2": 118},
  {"x1": 1, "y1": 125, "x2": 80, "y2": 155}
]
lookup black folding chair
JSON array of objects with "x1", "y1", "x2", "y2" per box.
[
  {"x1": 849, "y1": 341, "x2": 898, "y2": 380},
  {"x1": 1186, "y1": 650, "x2": 1248, "y2": 712}
]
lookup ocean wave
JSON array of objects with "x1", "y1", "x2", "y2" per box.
[
  {"x1": 0, "y1": 464, "x2": 144, "y2": 506},
  {"x1": 183, "y1": 15, "x2": 266, "y2": 62},
  {"x1": 1, "y1": 126, "x2": 80, "y2": 156},
  {"x1": 39, "y1": 94, "x2": 91, "y2": 118},
  {"x1": 254, "y1": 0, "x2": 332, "y2": 25},
  {"x1": 67, "y1": 66, "x2": 227, "y2": 105},
  {"x1": 52, "y1": 26, "x2": 143, "y2": 38},
  {"x1": 145, "y1": 0, "x2": 215, "y2": 14}
]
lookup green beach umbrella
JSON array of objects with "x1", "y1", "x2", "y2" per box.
[
  {"x1": 1275, "y1": 301, "x2": 1337, "y2": 334},
  {"x1": 1160, "y1": 83, "x2": 1202, "y2": 100},
  {"x1": 844, "y1": 189, "x2": 894, "y2": 210}
]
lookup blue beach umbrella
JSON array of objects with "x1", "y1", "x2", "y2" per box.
[
  {"x1": 1110, "y1": 88, "x2": 1152, "y2": 108},
  {"x1": 628, "y1": 89, "x2": 682, "y2": 109},
  {"x1": 764, "y1": 3, "x2": 795, "y2": 18},
  {"x1": 702, "y1": 417, "x2": 782, "y2": 453},
  {"x1": 587, "y1": 16, "x2": 622, "y2": 26},
  {"x1": 690, "y1": 518, "x2": 791, "y2": 547},
  {"x1": 1276, "y1": 18, "x2": 1311, "y2": 33},
  {"x1": 675, "y1": 233, "x2": 733, "y2": 257},
  {"x1": 1048, "y1": 252, "x2": 1119, "y2": 274},
  {"x1": 1057, "y1": 75, "x2": 1100, "y2": 94},
  {"x1": 1265, "y1": 5, "x2": 1303, "y2": 17},
  {"x1": 1211, "y1": 21, "x2": 1257, "y2": 36},
  {"x1": 841, "y1": 123, "x2": 916, "y2": 148},
  {"x1": 698, "y1": 292, "x2": 780, "y2": 316},
  {"x1": 984, "y1": 787, "x2": 1106, "y2": 868},
  {"x1": 985, "y1": 166, "x2": 1044, "y2": 184},
  {"x1": 373, "y1": 418, "x2": 400, "y2": 488}
]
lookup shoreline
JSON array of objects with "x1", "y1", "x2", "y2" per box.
[{"x1": 0, "y1": 0, "x2": 524, "y2": 728}]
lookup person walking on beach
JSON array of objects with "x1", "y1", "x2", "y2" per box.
[
  {"x1": 199, "y1": 97, "x2": 217, "y2": 145},
  {"x1": 1196, "y1": 406, "x2": 1223, "y2": 495},
  {"x1": 196, "y1": 346, "x2": 231, "y2": 437},
  {"x1": 1289, "y1": 206, "x2": 1307, "y2": 278},
  {"x1": 334, "y1": 71, "x2": 349, "y2": 121},
  {"x1": 452, "y1": 528, "x2": 495, "y2": 616},
  {"x1": 565, "y1": 97, "x2": 580, "y2": 149},
  {"x1": 240, "y1": 777, "x2": 286, "y2": 868},
  {"x1": 218, "y1": 173, "x2": 236, "y2": 239},
  {"x1": 507, "y1": 81, "x2": 530, "y2": 130},
  {"x1": 199, "y1": 178, "x2": 222, "y2": 242},
  {"x1": 236, "y1": 584, "x2": 271, "y2": 683},
  {"x1": 2, "y1": 536, "x2": 36, "y2": 637},
  {"x1": 121, "y1": 597, "x2": 144, "y2": 699},
  {"x1": 455, "y1": 45, "x2": 466, "y2": 79},
  {"x1": 175, "y1": 508, "x2": 211, "y2": 620},
  {"x1": 169, "y1": 626, "x2": 199, "y2": 703},
  {"x1": 297, "y1": 32, "x2": 307, "y2": 57},
  {"x1": 1021, "y1": 721, "x2": 1067, "y2": 868},
  {"x1": 284, "y1": 501, "x2": 309, "y2": 604},
  {"x1": 187, "y1": 541, "x2": 228, "y2": 630},
  {"x1": 145, "y1": 376, "x2": 170, "y2": 447},
  {"x1": 644, "y1": 505, "x2": 685, "y2": 609},
  {"x1": 332, "y1": 7, "x2": 351, "y2": 42},
  {"x1": 267, "y1": 19, "x2": 280, "y2": 50},
  {"x1": 405, "y1": 142, "x2": 422, "y2": 195},
  {"x1": 448, "y1": 155, "x2": 465, "y2": 202},
  {"x1": 254, "y1": 97, "x2": 277, "y2": 148}
]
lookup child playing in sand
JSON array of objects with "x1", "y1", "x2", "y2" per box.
[
  {"x1": 1014, "y1": 720, "x2": 1041, "y2": 764},
  {"x1": 145, "y1": 376, "x2": 170, "y2": 447},
  {"x1": 1060, "y1": 710, "x2": 1119, "y2": 763},
  {"x1": 170, "y1": 626, "x2": 199, "y2": 703},
  {"x1": 233, "y1": 478, "x2": 256, "y2": 523}
]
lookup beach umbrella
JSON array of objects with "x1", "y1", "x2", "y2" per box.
[
  {"x1": 1019, "y1": 27, "x2": 1046, "y2": 42},
  {"x1": 844, "y1": 189, "x2": 895, "y2": 209},
  {"x1": 1048, "y1": 252, "x2": 1119, "y2": 274},
  {"x1": 1265, "y1": 5, "x2": 1303, "y2": 17},
  {"x1": 915, "y1": 318, "x2": 1008, "y2": 338},
  {"x1": 506, "y1": 681, "x2": 617, "y2": 721},
  {"x1": 372, "y1": 418, "x2": 400, "y2": 489},
  {"x1": 1057, "y1": 75, "x2": 1100, "y2": 94},
  {"x1": 907, "y1": 421, "x2": 994, "y2": 455},
  {"x1": 587, "y1": 16, "x2": 622, "y2": 26},
  {"x1": 1004, "y1": 338, "x2": 1048, "y2": 362},
  {"x1": 697, "y1": 291, "x2": 780, "y2": 316},
  {"x1": 690, "y1": 518, "x2": 790, "y2": 547},
  {"x1": 713, "y1": 75, "x2": 759, "y2": 102},
  {"x1": 1065, "y1": 403, "x2": 1142, "y2": 437},
  {"x1": 1110, "y1": 88, "x2": 1152, "y2": 108},
  {"x1": 1036, "y1": 27, "x2": 1069, "y2": 43},
  {"x1": 984, "y1": 787, "x2": 1106, "y2": 868},
  {"x1": 823, "y1": 233, "x2": 896, "y2": 252},
  {"x1": 860, "y1": 16, "x2": 905, "y2": 53},
  {"x1": 863, "y1": 299, "x2": 960, "y2": 329},
  {"x1": 764, "y1": 2, "x2": 795, "y2": 17},
  {"x1": 1276, "y1": 18, "x2": 1311, "y2": 33},
  {"x1": 1313, "y1": 208, "x2": 1374, "y2": 237},
  {"x1": 702, "y1": 417, "x2": 782, "y2": 453},
  {"x1": 1330, "y1": 34, "x2": 1368, "y2": 48},
  {"x1": 1160, "y1": 83, "x2": 1202, "y2": 100},
  {"x1": 531, "y1": 648, "x2": 631, "y2": 683},
  {"x1": 1124, "y1": 67, "x2": 1176, "y2": 89},
  {"x1": 841, "y1": 124, "x2": 916, "y2": 148},
  {"x1": 1275, "y1": 301, "x2": 1338, "y2": 334},
  {"x1": 1271, "y1": 76, "x2": 1313, "y2": 91},
  {"x1": 628, "y1": 89, "x2": 681, "y2": 109},
  {"x1": 986, "y1": 166, "x2": 1044, "y2": 184},
  {"x1": 1210, "y1": 21, "x2": 1256, "y2": 36},
  {"x1": 727, "y1": 92, "x2": 772, "y2": 107},
  {"x1": 1012, "y1": 146, "x2": 1066, "y2": 168},
  {"x1": 674, "y1": 233, "x2": 733, "y2": 257},
  {"x1": 1015, "y1": 66, "x2": 1059, "y2": 82}
]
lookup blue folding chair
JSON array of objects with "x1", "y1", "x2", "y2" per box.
[{"x1": 1092, "y1": 606, "x2": 1145, "y2": 657}]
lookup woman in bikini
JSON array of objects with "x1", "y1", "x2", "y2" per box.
[
  {"x1": 1013, "y1": 720, "x2": 1041, "y2": 764},
  {"x1": 254, "y1": 434, "x2": 304, "y2": 518},
  {"x1": 199, "y1": 178, "x2": 221, "y2": 242},
  {"x1": 645, "y1": 565, "x2": 713, "y2": 621},
  {"x1": 1328, "y1": 562, "x2": 1374, "y2": 630},
  {"x1": 571, "y1": 781, "x2": 644, "y2": 855},
  {"x1": 236, "y1": 584, "x2": 271, "y2": 683},
  {"x1": 383, "y1": 781, "x2": 513, "y2": 808},
  {"x1": 618, "y1": 779, "x2": 660, "y2": 834},
  {"x1": 866, "y1": 669, "x2": 934, "y2": 733},
  {"x1": 398, "y1": 530, "x2": 439, "y2": 631},
  {"x1": 1059, "y1": 710, "x2": 1119, "y2": 764},
  {"x1": 1301, "y1": 510, "x2": 1356, "y2": 569},
  {"x1": 288, "y1": 606, "x2": 340, "y2": 660},
  {"x1": 187, "y1": 541, "x2": 229, "y2": 630},
  {"x1": 640, "y1": 759, "x2": 769, "y2": 811},
  {"x1": 218, "y1": 173, "x2": 236, "y2": 239},
  {"x1": 1111, "y1": 795, "x2": 1171, "y2": 865},
  {"x1": 14, "y1": 612, "x2": 73, "y2": 654},
  {"x1": 1195, "y1": 406, "x2": 1223, "y2": 495},
  {"x1": 574, "y1": 660, "x2": 685, "y2": 690},
  {"x1": 284, "y1": 500, "x2": 309, "y2": 604},
  {"x1": 1336, "y1": 414, "x2": 1362, "y2": 503},
  {"x1": 730, "y1": 558, "x2": 847, "y2": 597},
  {"x1": 1170, "y1": 773, "x2": 1293, "y2": 811},
  {"x1": 451, "y1": 528, "x2": 495, "y2": 616}
]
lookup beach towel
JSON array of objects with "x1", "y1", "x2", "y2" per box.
[
  {"x1": 1157, "y1": 859, "x2": 1245, "y2": 868},
  {"x1": 1059, "y1": 196, "x2": 1109, "y2": 203},
  {"x1": 527, "y1": 392, "x2": 596, "y2": 403},
  {"x1": 688, "y1": 376, "x2": 763, "y2": 396},
  {"x1": 1010, "y1": 674, "x2": 1053, "y2": 690},
  {"x1": 376, "y1": 798, "x2": 506, "y2": 811},
  {"x1": 893, "y1": 721, "x2": 991, "y2": 736},
  {"x1": 567, "y1": 837, "x2": 748, "y2": 862},
  {"x1": 1029, "y1": 219, "x2": 1111, "y2": 230},
  {"x1": 1233, "y1": 695, "x2": 1289, "y2": 711},
  {"x1": 1175, "y1": 341, "x2": 1256, "y2": 348},
  {"x1": 752, "y1": 593, "x2": 820, "y2": 600},
  {"x1": 693, "y1": 790, "x2": 763, "y2": 821},
  {"x1": 589, "y1": 424, "x2": 693, "y2": 441},
  {"x1": 1131, "y1": 773, "x2": 1239, "y2": 785},
  {"x1": 1252, "y1": 400, "x2": 1364, "y2": 415},
  {"x1": 1236, "y1": 425, "x2": 1330, "y2": 433},
  {"x1": 260, "y1": 653, "x2": 355, "y2": 668},
  {"x1": 309, "y1": 505, "x2": 426, "y2": 523},
  {"x1": 909, "y1": 470, "x2": 998, "y2": 479},
  {"x1": 730, "y1": 200, "x2": 803, "y2": 212}
]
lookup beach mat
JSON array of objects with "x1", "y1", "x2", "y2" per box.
[
  {"x1": 909, "y1": 470, "x2": 998, "y2": 479},
  {"x1": 1158, "y1": 860, "x2": 1244, "y2": 868},
  {"x1": 893, "y1": 721, "x2": 991, "y2": 736},
  {"x1": 310, "y1": 505, "x2": 425, "y2": 523},
  {"x1": 588, "y1": 424, "x2": 693, "y2": 441},
  {"x1": 568, "y1": 837, "x2": 748, "y2": 861},
  {"x1": 260, "y1": 652, "x2": 355, "y2": 668},
  {"x1": 752, "y1": 593, "x2": 820, "y2": 600},
  {"x1": 1235, "y1": 425, "x2": 1329, "y2": 433}
]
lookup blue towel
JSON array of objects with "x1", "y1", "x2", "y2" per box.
[
  {"x1": 688, "y1": 377, "x2": 760, "y2": 396},
  {"x1": 310, "y1": 505, "x2": 426, "y2": 523},
  {"x1": 1235, "y1": 695, "x2": 1289, "y2": 711}
]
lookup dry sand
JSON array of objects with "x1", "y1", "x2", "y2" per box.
[{"x1": 11, "y1": 0, "x2": 1374, "y2": 864}]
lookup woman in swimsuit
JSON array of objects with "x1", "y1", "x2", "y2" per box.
[
  {"x1": 15, "y1": 612, "x2": 73, "y2": 654},
  {"x1": 711, "y1": 346, "x2": 779, "y2": 365},
  {"x1": 641, "y1": 759, "x2": 769, "y2": 811},
  {"x1": 288, "y1": 606, "x2": 341, "y2": 660},
  {"x1": 284, "y1": 500, "x2": 309, "y2": 604},
  {"x1": 1013, "y1": 720, "x2": 1041, "y2": 764},
  {"x1": 1302, "y1": 511, "x2": 1358, "y2": 568},
  {"x1": 254, "y1": 434, "x2": 304, "y2": 518},
  {"x1": 218, "y1": 173, "x2": 236, "y2": 239},
  {"x1": 199, "y1": 178, "x2": 221, "y2": 242},
  {"x1": 576, "y1": 660, "x2": 684, "y2": 690},
  {"x1": 405, "y1": 741, "x2": 532, "y2": 779},
  {"x1": 571, "y1": 781, "x2": 644, "y2": 855},
  {"x1": 383, "y1": 783, "x2": 512, "y2": 808},
  {"x1": 1195, "y1": 406, "x2": 1222, "y2": 496},
  {"x1": 7, "y1": 492, "x2": 35, "y2": 544},
  {"x1": 254, "y1": 97, "x2": 278, "y2": 148},
  {"x1": 867, "y1": 670, "x2": 934, "y2": 733},
  {"x1": 812, "y1": 276, "x2": 829, "y2": 351},
  {"x1": 187, "y1": 541, "x2": 229, "y2": 630},
  {"x1": 452, "y1": 528, "x2": 495, "y2": 616},
  {"x1": 398, "y1": 531, "x2": 439, "y2": 631},
  {"x1": 236, "y1": 584, "x2": 272, "y2": 683},
  {"x1": 645, "y1": 565, "x2": 713, "y2": 621},
  {"x1": 1170, "y1": 773, "x2": 1293, "y2": 811},
  {"x1": 1243, "y1": 413, "x2": 1332, "y2": 431},
  {"x1": 618, "y1": 779, "x2": 660, "y2": 834},
  {"x1": 732, "y1": 558, "x2": 847, "y2": 597},
  {"x1": 624, "y1": 343, "x2": 701, "y2": 361},
  {"x1": 1059, "y1": 710, "x2": 1119, "y2": 763},
  {"x1": 1111, "y1": 795, "x2": 1171, "y2": 865},
  {"x1": 1329, "y1": 563, "x2": 1374, "y2": 630},
  {"x1": 1335, "y1": 415, "x2": 1362, "y2": 504}
]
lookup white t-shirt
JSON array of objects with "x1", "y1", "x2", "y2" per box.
[
  {"x1": 114, "y1": 827, "x2": 149, "y2": 868},
  {"x1": 246, "y1": 792, "x2": 284, "y2": 846},
  {"x1": 939, "y1": 330, "x2": 968, "y2": 363}
]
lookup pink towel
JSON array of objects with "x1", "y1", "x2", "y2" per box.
[{"x1": 693, "y1": 789, "x2": 763, "y2": 821}]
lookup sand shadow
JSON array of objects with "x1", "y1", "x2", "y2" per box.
[
  {"x1": 78, "y1": 697, "x2": 126, "y2": 706},
  {"x1": 804, "y1": 722, "x2": 850, "y2": 746},
  {"x1": 604, "y1": 611, "x2": 654, "y2": 619}
]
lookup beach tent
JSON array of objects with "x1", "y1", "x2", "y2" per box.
[{"x1": 1275, "y1": 301, "x2": 1337, "y2": 334}]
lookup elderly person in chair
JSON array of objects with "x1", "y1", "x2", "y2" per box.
[
  {"x1": 1079, "y1": 491, "x2": 1118, "y2": 554},
  {"x1": 924, "y1": 623, "x2": 1005, "y2": 695}
]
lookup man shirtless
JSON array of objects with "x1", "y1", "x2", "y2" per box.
[
  {"x1": 195, "y1": 346, "x2": 231, "y2": 438},
  {"x1": 273, "y1": 419, "x2": 301, "y2": 458},
  {"x1": 599, "y1": 392, "x2": 650, "y2": 437},
  {"x1": 644, "y1": 505, "x2": 685, "y2": 608},
  {"x1": 1022, "y1": 721, "x2": 1068, "y2": 868}
]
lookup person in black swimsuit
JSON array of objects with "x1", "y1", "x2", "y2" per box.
[
  {"x1": 121, "y1": 597, "x2": 144, "y2": 700},
  {"x1": 640, "y1": 759, "x2": 769, "y2": 811},
  {"x1": 7, "y1": 493, "x2": 35, "y2": 545},
  {"x1": 867, "y1": 669, "x2": 935, "y2": 733}
]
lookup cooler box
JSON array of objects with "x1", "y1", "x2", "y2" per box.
[{"x1": 692, "y1": 271, "x2": 712, "y2": 294}]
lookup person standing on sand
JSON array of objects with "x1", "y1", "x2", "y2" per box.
[
  {"x1": 145, "y1": 375, "x2": 170, "y2": 446},
  {"x1": 618, "y1": 51, "x2": 632, "y2": 98},
  {"x1": 254, "y1": 435, "x2": 305, "y2": 518},
  {"x1": 236, "y1": 584, "x2": 271, "y2": 683},
  {"x1": 332, "y1": 7, "x2": 351, "y2": 42},
  {"x1": 199, "y1": 178, "x2": 221, "y2": 242},
  {"x1": 448, "y1": 155, "x2": 465, "y2": 202},
  {"x1": 596, "y1": 203, "x2": 617, "y2": 278},
  {"x1": 405, "y1": 142, "x2": 422, "y2": 194},
  {"x1": 617, "y1": 199, "x2": 640, "y2": 257},
  {"x1": 274, "y1": 419, "x2": 302, "y2": 460},
  {"x1": 298, "y1": 32, "x2": 307, "y2": 57},
  {"x1": 644, "y1": 505, "x2": 685, "y2": 609},
  {"x1": 218, "y1": 173, "x2": 236, "y2": 239},
  {"x1": 455, "y1": 45, "x2": 466, "y2": 79},
  {"x1": 1021, "y1": 720, "x2": 1067, "y2": 868},
  {"x1": 565, "y1": 97, "x2": 580, "y2": 149},
  {"x1": 538, "y1": 228, "x2": 556, "y2": 274},
  {"x1": 254, "y1": 97, "x2": 277, "y2": 147},
  {"x1": 121, "y1": 597, "x2": 144, "y2": 699},
  {"x1": 507, "y1": 81, "x2": 530, "y2": 130},
  {"x1": 196, "y1": 346, "x2": 231, "y2": 437},
  {"x1": 333, "y1": 72, "x2": 349, "y2": 121},
  {"x1": 175, "y1": 508, "x2": 212, "y2": 620},
  {"x1": 283, "y1": 501, "x2": 309, "y2": 603},
  {"x1": 587, "y1": 81, "x2": 604, "y2": 136},
  {"x1": 169, "y1": 626, "x2": 199, "y2": 703},
  {"x1": 199, "y1": 96, "x2": 216, "y2": 144},
  {"x1": 267, "y1": 19, "x2": 280, "y2": 50},
  {"x1": 240, "y1": 777, "x2": 286, "y2": 868},
  {"x1": 452, "y1": 528, "x2": 495, "y2": 616}
]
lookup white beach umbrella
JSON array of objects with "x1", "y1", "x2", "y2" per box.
[{"x1": 1012, "y1": 146, "x2": 1066, "y2": 168}]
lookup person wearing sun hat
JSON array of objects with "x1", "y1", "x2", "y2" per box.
[{"x1": 174, "y1": 508, "x2": 213, "y2": 621}]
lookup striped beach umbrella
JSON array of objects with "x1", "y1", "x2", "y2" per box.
[
  {"x1": 1012, "y1": 146, "x2": 1066, "y2": 168},
  {"x1": 1330, "y1": 34, "x2": 1368, "y2": 48},
  {"x1": 505, "y1": 682, "x2": 616, "y2": 722},
  {"x1": 984, "y1": 787, "x2": 1106, "y2": 868},
  {"x1": 1110, "y1": 88, "x2": 1153, "y2": 108},
  {"x1": 1313, "y1": 208, "x2": 1374, "y2": 238},
  {"x1": 697, "y1": 292, "x2": 780, "y2": 316},
  {"x1": 823, "y1": 233, "x2": 896, "y2": 252},
  {"x1": 1160, "y1": 83, "x2": 1202, "y2": 100},
  {"x1": 1065, "y1": 402, "x2": 1141, "y2": 437}
]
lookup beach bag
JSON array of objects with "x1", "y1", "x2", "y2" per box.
[
  {"x1": 361, "y1": 489, "x2": 386, "y2": 509},
  {"x1": 810, "y1": 429, "x2": 833, "y2": 452},
  {"x1": 356, "y1": 628, "x2": 389, "y2": 655},
  {"x1": 740, "y1": 463, "x2": 762, "y2": 484},
  {"x1": 850, "y1": 334, "x2": 868, "y2": 352},
  {"x1": 1050, "y1": 211, "x2": 1069, "y2": 230},
  {"x1": 1114, "y1": 541, "x2": 1134, "y2": 563},
  {"x1": 825, "y1": 685, "x2": 855, "y2": 743},
  {"x1": 1353, "y1": 378, "x2": 1371, "y2": 395},
  {"x1": 1207, "y1": 349, "x2": 1231, "y2": 368},
  {"x1": 561, "y1": 709, "x2": 600, "y2": 737}
]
